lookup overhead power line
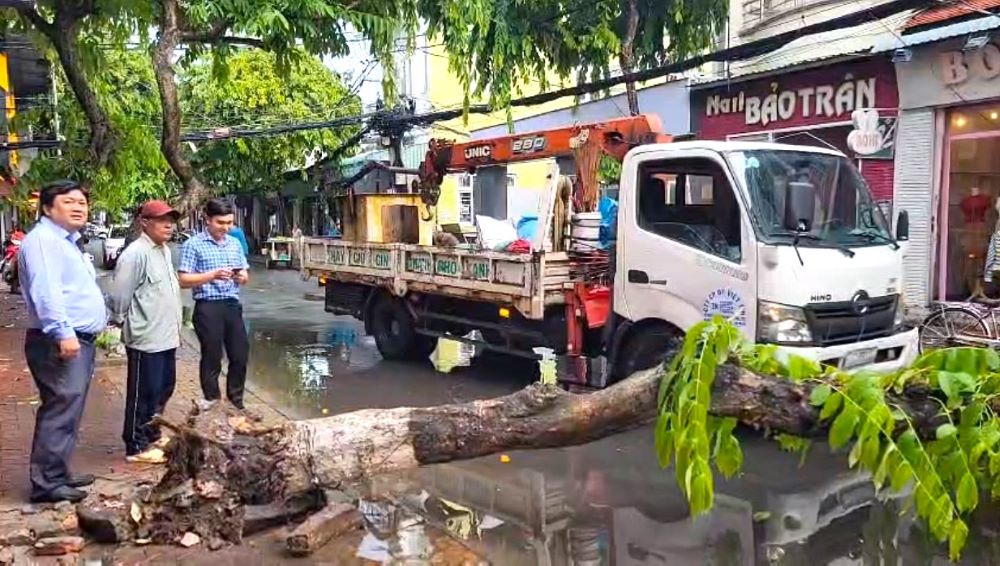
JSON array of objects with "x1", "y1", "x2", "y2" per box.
[
  {"x1": 5, "y1": 0, "x2": 933, "y2": 153},
  {"x1": 449, "y1": 0, "x2": 931, "y2": 116},
  {"x1": 179, "y1": 0, "x2": 935, "y2": 138}
]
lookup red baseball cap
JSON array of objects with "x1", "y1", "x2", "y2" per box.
[{"x1": 139, "y1": 200, "x2": 180, "y2": 219}]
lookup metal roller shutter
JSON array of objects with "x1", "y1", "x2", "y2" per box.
[{"x1": 893, "y1": 109, "x2": 936, "y2": 309}]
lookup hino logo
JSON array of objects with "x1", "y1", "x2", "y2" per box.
[
  {"x1": 464, "y1": 145, "x2": 492, "y2": 160},
  {"x1": 810, "y1": 294, "x2": 832, "y2": 302},
  {"x1": 851, "y1": 290, "x2": 871, "y2": 315}
]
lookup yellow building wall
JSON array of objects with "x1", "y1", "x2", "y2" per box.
[
  {"x1": 424, "y1": 43, "x2": 581, "y2": 138},
  {"x1": 508, "y1": 159, "x2": 554, "y2": 196},
  {"x1": 436, "y1": 176, "x2": 460, "y2": 225},
  {"x1": 421, "y1": 41, "x2": 672, "y2": 213},
  {"x1": 423, "y1": 42, "x2": 578, "y2": 220},
  {"x1": 0, "y1": 54, "x2": 18, "y2": 170}
]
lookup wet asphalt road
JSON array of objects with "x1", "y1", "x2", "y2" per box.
[
  {"x1": 93, "y1": 255, "x2": 979, "y2": 564},
  {"x1": 234, "y1": 269, "x2": 972, "y2": 565}
]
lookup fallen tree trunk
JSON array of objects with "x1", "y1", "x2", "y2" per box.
[{"x1": 78, "y1": 361, "x2": 944, "y2": 546}]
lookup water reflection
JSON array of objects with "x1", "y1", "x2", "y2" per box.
[
  {"x1": 349, "y1": 430, "x2": 1000, "y2": 566},
  {"x1": 246, "y1": 319, "x2": 528, "y2": 417},
  {"x1": 238, "y1": 312, "x2": 1000, "y2": 564}
]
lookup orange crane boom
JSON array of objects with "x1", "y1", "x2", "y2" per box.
[{"x1": 414, "y1": 114, "x2": 672, "y2": 216}]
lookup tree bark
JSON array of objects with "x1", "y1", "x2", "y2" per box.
[
  {"x1": 77, "y1": 361, "x2": 946, "y2": 546},
  {"x1": 153, "y1": 0, "x2": 211, "y2": 214},
  {"x1": 619, "y1": 0, "x2": 640, "y2": 116},
  {"x1": 17, "y1": 1, "x2": 117, "y2": 167}
]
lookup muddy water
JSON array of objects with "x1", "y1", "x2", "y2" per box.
[{"x1": 224, "y1": 266, "x2": 1000, "y2": 565}]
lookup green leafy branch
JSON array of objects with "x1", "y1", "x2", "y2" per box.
[
  {"x1": 654, "y1": 315, "x2": 742, "y2": 515},
  {"x1": 811, "y1": 375, "x2": 967, "y2": 560},
  {"x1": 657, "y1": 320, "x2": 1000, "y2": 561}
]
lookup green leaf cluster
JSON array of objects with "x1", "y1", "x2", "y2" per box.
[
  {"x1": 420, "y1": 0, "x2": 728, "y2": 112},
  {"x1": 654, "y1": 315, "x2": 743, "y2": 516},
  {"x1": 14, "y1": 48, "x2": 172, "y2": 213},
  {"x1": 659, "y1": 321, "x2": 1000, "y2": 561},
  {"x1": 181, "y1": 49, "x2": 362, "y2": 195}
]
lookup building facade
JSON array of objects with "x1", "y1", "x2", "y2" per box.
[
  {"x1": 691, "y1": 57, "x2": 899, "y2": 212},
  {"x1": 0, "y1": 37, "x2": 50, "y2": 240},
  {"x1": 886, "y1": 10, "x2": 1000, "y2": 307}
]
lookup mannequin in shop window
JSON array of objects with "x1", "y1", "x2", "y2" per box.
[
  {"x1": 981, "y1": 196, "x2": 1000, "y2": 300},
  {"x1": 962, "y1": 186, "x2": 993, "y2": 300}
]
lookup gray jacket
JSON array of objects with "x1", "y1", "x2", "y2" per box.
[{"x1": 107, "y1": 233, "x2": 182, "y2": 353}]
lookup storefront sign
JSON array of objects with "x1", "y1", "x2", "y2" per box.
[
  {"x1": 937, "y1": 43, "x2": 1000, "y2": 86},
  {"x1": 895, "y1": 38, "x2": 1000, "y2": 110},
  {"x1": 705, "y1": 75, "x2": 878, "y2": 127},
  {"x1": 847, "y1": 109, "x2": 896, "y2": 159},
  {"x1": 694, "y1": 60, "x2": 897, "y2": 203}
]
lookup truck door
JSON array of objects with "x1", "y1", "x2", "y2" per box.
[{"x1": 618, "y1": 151, "x2": 757, "y2": 339}]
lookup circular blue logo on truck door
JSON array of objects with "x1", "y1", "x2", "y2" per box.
[{"x1": 703, "y1": 288, "x2": 747, "y2": 328}]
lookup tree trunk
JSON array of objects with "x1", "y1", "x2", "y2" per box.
[
  {"x1": 619, "y1": 0, "x2": 640, "y2": 116},
  {"x1": 152, "y1": 0, "x2": 211, "y2": 214},
  {"x1": 17, "y1": 3, "x2": 117, "y2": 168},
  {"x1": 78, "y1": 361, "x2": 944, "y2": 546}
]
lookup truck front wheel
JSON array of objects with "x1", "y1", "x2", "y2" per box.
[
  {"x1": 370, "y1": 296, "x2": 435, "y2": 361},
  {"x1": 613, "y1": 326, "x2": 682, "y2": 383}
]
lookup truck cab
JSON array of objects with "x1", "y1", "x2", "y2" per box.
[{"x1": 612, "y1": 140, "x2": 917, "y2": 377}]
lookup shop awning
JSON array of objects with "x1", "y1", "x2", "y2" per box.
[
  {"x1": 871, "y1": 13, "x2": 1000, "y2": 52},
  {"x1": 691, "y1": 11, "x2": 914, "y2": 87},
  {"x1": 904, "y1": 0, "x2": 1000, "y2": 31}
]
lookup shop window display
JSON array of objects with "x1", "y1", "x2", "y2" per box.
[{"x1": 942, "y1": 106, "x2": 1000, "y2": 300}]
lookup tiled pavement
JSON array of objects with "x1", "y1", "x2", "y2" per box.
[{"x1": 0, "y1": 290, "x2": 285, "y2": 506}]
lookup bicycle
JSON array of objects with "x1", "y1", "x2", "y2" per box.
[{"x1": 918, "y1": 298, "x2": 1000, "y2": 353}]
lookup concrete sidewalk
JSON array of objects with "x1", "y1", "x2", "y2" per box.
[{"x1": 0, "y1": 290, "x2": 284, "y2": 507}]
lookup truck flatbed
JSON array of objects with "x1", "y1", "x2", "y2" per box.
[{"x1": 300, "y1": 239, "x2": 576, "y2": 319}]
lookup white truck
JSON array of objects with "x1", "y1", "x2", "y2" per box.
[{"x1": 302, "y1": 116, "x2": 918, "y2": 386}]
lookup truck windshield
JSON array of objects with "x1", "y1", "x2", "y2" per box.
[{"x1": 726, "y1": 150, "x2": 894, "y2": 248}]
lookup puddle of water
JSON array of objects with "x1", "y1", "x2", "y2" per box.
[
  {"x1": 358, "y1": 450, "x2": 1000, "y2": 566},
  {"x1": 240, "y1": 313, "x2": 1000, "y2": 564}
]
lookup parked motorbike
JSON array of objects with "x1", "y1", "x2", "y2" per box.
[{"x1": 1, "y1": 239, "x2": 20, "y2": 293}]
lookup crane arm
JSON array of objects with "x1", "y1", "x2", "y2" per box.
[{"x1": 415, "y1": 114, "x2": 672, "y2": 216}]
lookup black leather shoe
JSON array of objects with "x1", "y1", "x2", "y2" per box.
[
  {"x1": 30, "y1": 486, "x2": 87, "y2": 504},
  {"x1": 66, "y1": 474, "x2": 95, "y2": 488}
]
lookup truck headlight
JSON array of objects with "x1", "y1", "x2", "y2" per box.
[{"x1": 757, "y1": 300, "x2": 812, "y2": 344}]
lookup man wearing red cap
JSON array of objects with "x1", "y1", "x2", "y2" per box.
[{"x1": 107, "y1": 200, "x2": 183, "y2": 464}]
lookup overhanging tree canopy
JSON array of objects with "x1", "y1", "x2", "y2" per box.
[
  {"x1": 181, "y1": 49, "x2": 362, "y2": 195},
  {"x1": 3, "y1": 0, "x2": 728, "y2": 209},
  {"x1": 14, "y1": 47, "x2": 172, "y2": 214},
  {"x1": 419, "y1": 0, "x2": 727, "y2": 116}
]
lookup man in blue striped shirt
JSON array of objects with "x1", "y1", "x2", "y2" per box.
[
  {"x1": 18, "y1": 180, "x2": 106, "y2": 503},
  {"x1": 178, "y1": 198, "x2": 251, "y2": 409}
]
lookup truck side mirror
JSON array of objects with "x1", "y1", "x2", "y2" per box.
[
  {"x1": 896, "y1": 210, "x2": 909, "y2": 241},
  {"x1": 783, "y1": 181, "x2": 816, "y2": 232}
]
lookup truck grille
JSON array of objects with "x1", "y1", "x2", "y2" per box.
[{"x1": 805, "y1": 294, "x2": 897, "y2": 347}]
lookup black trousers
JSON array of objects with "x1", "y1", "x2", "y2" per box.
[
  {"x1": 122, "y1": 348, "x2": 176, "y2": 455},
  {"x1": 24, "y1": 329, "x2": 96, "y2": 497},
  {"x1": 192, "y1": 299, "x2": 249, "y2": 408}
]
